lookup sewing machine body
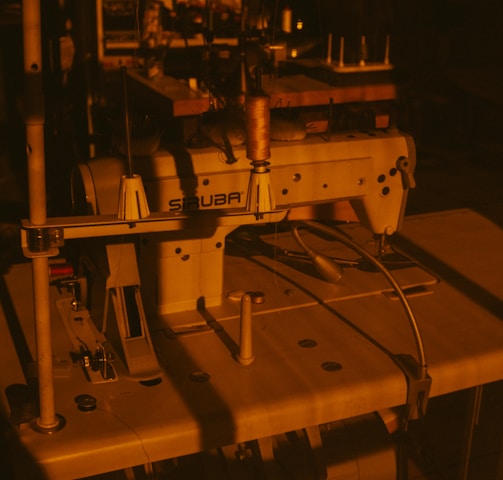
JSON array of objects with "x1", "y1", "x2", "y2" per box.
[
  {"x1": 74, "y1": 130, "x2": 415, "y2": 317},
  {"x1": 79, "y1": 130, "x2": 414, "y2": 231}
]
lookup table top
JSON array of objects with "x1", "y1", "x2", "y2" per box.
[{"x1": 1, "y1": 208, "x2": 502, "y2": 479}]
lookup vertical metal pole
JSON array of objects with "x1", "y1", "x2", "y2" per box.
[
  {"x1": 120, "y1": 66, "x2": 133, "y2": 178},
  {"x1": 32, "y1": 256, "x2": 58, "y2": 430},
  {"x1": 23, "y1": 0, "x2": 61, "y2": 431},
  {"x1": 457, "y1": 385, "x2": 483, "y2": 480}
]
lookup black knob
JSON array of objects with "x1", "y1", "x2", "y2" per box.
[{"x1": 75, "y1": 394, "x2": 97, "y2": 412}]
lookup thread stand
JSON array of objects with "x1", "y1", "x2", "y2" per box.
[
  {"x1": 117, "y1": 174, "x2": 150, "y2": 221},
  {"x1": 116, "y1": 66, "x2": 150, "y2": 221},
  {"x1": 245, "y1": 93, "x2": 275, "y2": 219}
]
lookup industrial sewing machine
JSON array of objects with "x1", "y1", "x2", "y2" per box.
[
  {"x1": 8, "y1": 115, "x2": 431, "y2": 479},
  {"x1": 72, "y1": 128, "x2": 417, "y2": 318}
]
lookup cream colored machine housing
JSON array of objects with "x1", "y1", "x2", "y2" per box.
[{"x1": 74, "y1": 130, "x2": 415, "y2": 316}]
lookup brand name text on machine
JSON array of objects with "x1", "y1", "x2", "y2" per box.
[{"x1": 168, "y1": 192, "x2": 242, "y2": 211}]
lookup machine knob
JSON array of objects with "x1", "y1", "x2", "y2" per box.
[
  {"x1": 396, "y1": 156, "x2": 416, "y2": 190},
  {"x1": 75, "y1": 394, "x2": 97, "y2": 412}
]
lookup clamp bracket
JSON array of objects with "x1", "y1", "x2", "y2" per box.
[
  {"x1": 394, "y1": 353, "x2": 432, "y2": 421},
  {"x1": 23, "y1": 226, "x2": 64, "y2": 257}
]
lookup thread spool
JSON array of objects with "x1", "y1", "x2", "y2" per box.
[{"x1": 245, "y1": 94, "x2": 271, "y2": 162}]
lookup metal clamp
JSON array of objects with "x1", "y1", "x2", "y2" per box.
[
  {"x1": 25, "y1": 226, "x2": 64, "y2": 255},
  {"x1": 394, "y1": 353, "x2": 432, "y2": 421}
]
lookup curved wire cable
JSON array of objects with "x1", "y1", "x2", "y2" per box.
[{"x1": 292, "y1": 220, "x2": 428, "y2": 380}]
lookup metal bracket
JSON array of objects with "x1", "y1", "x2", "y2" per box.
[
  {"x1": 394, "y1": 353, "x2": 432, "y2": 421},
  {"x1": 23, "y1": 226, "x2": 64, "y2": 256}
]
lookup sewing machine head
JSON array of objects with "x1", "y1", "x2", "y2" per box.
[
  {"x1": 72, "y1": 128, "x2": 415, "y2": 316},
  {"x1": 76, "y1": 129, "x2": 415, "y2": 222}
]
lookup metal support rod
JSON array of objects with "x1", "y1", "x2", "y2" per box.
[
  {"x1": 326, "y1": 33, "x2": 332, "y2": 64},
  {"x1": 27, "y1": 125, "x2": 46, "y2": 225},
  {"x1": 23, "y1": 0, "x2": 61, "y2": 431},
  {"x1": 457, "y1": 385, "x2": 483, "y2": 480},
  {"x1": 121, "y1": 65, "x2": 134, "y2": 178},
  {"x1": 32, "y1": 257, "x2": 59, "y2": 429},
  {"x1": 384, "y1": 34, "x2": 390, "y2": 65},
  {"x1": 338, "y1": 36, "x2": 345, "y2": 67},
  {"x1": 327, "y1": 97, "x2": 333, "y2": 142}
]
